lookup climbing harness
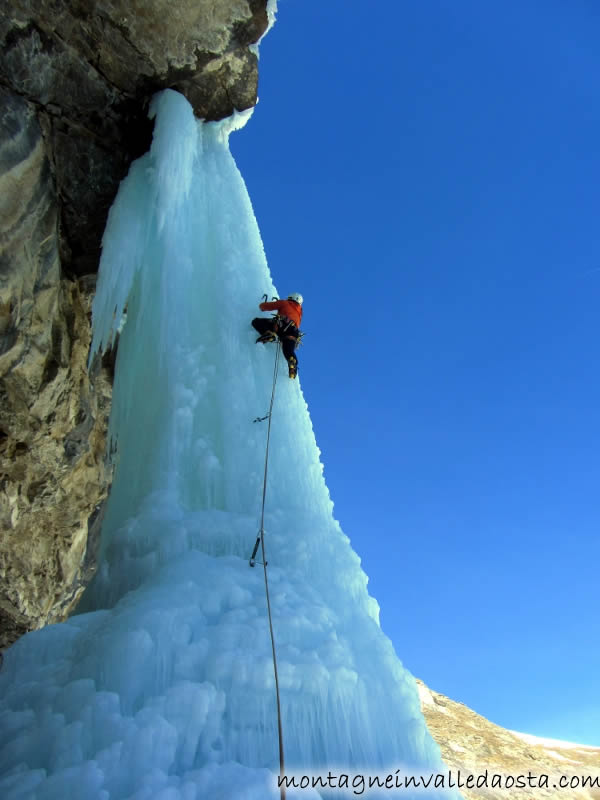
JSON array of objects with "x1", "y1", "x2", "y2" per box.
[
  {"x1": 249, "y1": 341, "x2": 287, "y2": 799},
  {"x1": 276, "y1": 315, "x2": 294, "y2": 334},
  {"x1": 273, "y1": 315, "x2": 304, "y2": 350}
]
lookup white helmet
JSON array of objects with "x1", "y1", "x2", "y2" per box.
[{"x1": 288, "y1": 293, "x2": 303, "y2": 305}]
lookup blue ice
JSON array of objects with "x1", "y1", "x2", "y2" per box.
[{"x1": 0, "y1": 90, "x2": 460, "y2": 799}]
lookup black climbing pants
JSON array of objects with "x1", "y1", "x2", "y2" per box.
[{"x1": 252, "y1": 317, "x2": 299, "y2": 370}]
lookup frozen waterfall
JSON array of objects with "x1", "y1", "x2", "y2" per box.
[{"x1": 0, "y1": 90, "x2": 460, "y2": 799}]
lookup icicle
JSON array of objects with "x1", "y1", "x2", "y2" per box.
[{"x1": 0, "y1": 90, "x2": 461, "y2": 800}]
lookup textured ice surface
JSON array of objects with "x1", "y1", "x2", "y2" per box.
[{"x1": 0, "y1": 91, "x2": 460, "y2": 799}]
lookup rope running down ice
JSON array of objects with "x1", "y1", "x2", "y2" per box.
[{"x1": 256, "y1": 341, "x2": 286, "y2": 799}]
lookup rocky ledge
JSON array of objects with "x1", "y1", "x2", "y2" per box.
[
  {"x1": 0, "y1": 1, "x2": 269, "y2": 648},
  {"x1": 1, "y1": 0, "x2": 269, "y2": 277}
]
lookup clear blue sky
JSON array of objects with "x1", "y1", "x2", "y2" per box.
[{"x1": 231, "y1": 0, "x2": 600, "y2": 745}]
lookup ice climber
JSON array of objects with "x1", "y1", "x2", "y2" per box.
[{"x1": 252, "y1": 293, "x2": 303, "y2": 379}]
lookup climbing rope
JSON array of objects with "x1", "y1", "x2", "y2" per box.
[{"x1": 249, "y1": 341, "x2": 286, "y2": 800}]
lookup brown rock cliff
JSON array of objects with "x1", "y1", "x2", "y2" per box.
[{"x1": 0, "y1": 0, "x2": 269, "y2": 648}]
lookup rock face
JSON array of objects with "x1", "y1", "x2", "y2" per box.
[
  {"x1": 1, "y1": 0, "x2": 269, "y2": 277},
  {"x1": 418, "y1": 681, "x2": 600, "y2": 800},
  {"x1": 0, "y1": 0, "x2": 269, "y2": 649},
  {"x1": 0, "y1": 87, "x2": 112, "y2": 648}
]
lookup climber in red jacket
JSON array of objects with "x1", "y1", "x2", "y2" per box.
[{"x1": 252, "y1": 293, "x2": 303, "y2": 379}]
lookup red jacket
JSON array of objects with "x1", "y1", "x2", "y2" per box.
[{"x1": 259, "y1": 299, "x2": 302, "y2": 329}]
